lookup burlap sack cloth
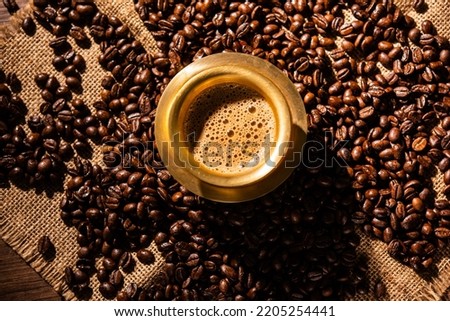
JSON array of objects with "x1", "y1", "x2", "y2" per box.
[{"x1": 0, "y1": 0, "x2": 449, "y2": 300}]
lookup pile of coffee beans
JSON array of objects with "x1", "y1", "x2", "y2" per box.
[
  {"x1": 1, "y1": 0, "x2": 450, "y2": 300},
  {"x1": 133, "y1": 0, "x2": 450, "y2": 278},
  {"x1": 0, "y1": 70, "x2": 53, "y2": 187}
]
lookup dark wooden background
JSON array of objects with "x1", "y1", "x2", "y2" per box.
[{"x1": 1, "y1": 1, "x2": 61, "y2": 300}]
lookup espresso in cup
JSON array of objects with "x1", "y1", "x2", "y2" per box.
[{"x1": 184, "y1": 83, "x2": 276, "y2": 174}]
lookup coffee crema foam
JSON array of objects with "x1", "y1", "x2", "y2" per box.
[{"x1": 184, "y1": 83, "x2": 276, "y2": 174}]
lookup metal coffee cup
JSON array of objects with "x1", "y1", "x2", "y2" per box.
[{"x1": 155, "y1": 52, "x2": 307, "y2": 202}]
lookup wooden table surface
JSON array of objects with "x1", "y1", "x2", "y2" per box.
[{"x1": 0, "y1": 1, "x2": 61, "y2": 301}]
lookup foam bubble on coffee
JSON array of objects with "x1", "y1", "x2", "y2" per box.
[{"x1": 185, "y1": 83, "x2": 276, "y2": 174}]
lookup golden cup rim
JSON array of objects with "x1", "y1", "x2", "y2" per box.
[{"x1": 155, "y1": 52, "x2": 307, "y2": 202}]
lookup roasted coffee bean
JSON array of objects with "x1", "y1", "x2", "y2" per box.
[
  {"x1": 441, "y1": 134, "x2": 450, "y2": 149},
  {"x1": 52, "y1": 56, "x2": 67, "y2": 71},
  {"x1": 49, "y1": 37, "x2": 69, "y2": 50},
  {"x1": 412, "y1": 197, "x2": 425, "y2": 212},
  {"x1": 73, "y1": 54, "x2": 86, "y2": 72},
  {"x1": 408, "y1": 28, "x2": 420, "y2": 44},
  {"x1": 393, "y1": 86, "x2": 410, "y2": 98},
  {"x1": 63, "y1": 65, "x2": 78, "y2": 77},
  {"x1": 64, "y1": 267, "x2": 74, "y2": 286},
  {"x1": 435, "y1": 227, "x2": 450, "y2": 239},
  {"x1": 37, "y1": 158, "x2": 52, "y2": 173},
  {"x1": 99, "y1": 282, "x2": 117, "y2": 299},
  {"x1": 374, "y1": 281, "x2": 386, "y2": 299},
  {"x1": 96, "y1": 268, "x2": 109, "y2": 283},
  {"x1": 21, "y1": 17, "x2": 36, "y2": 36},
  {"x1": 34, "y1": 73, "x2": 49, "y2": 89},
  {"x1": 109, "y1": 270, "x2": 124, "y2": 288},
  {"x1": 66, "y1": 76, "x2": 81, "y2": 89},
  {"x1": 422, "y1": 20, "x2": 434, "y2": 35},
  {"x1": 45, "y1": 76, "x2": 60, "y2": 91},
  {"x1": 69, "y1": 26, "x2": 88, "y2": 42},
  {"x1": 359, "y1": 106, "x2": 375, "y2": 119},
  {"x1": 220, "y1": 264, "x2": 237, "y2": 280},
  {"x1": 37, "y1": 235, "x2": 55, "y2": 260},
  {"x1": 440, "y1": 50, "x2": 450, "y2": 65},
  {"x1": 119, "y1": 252, "x2": 135, "y2": 272},
  {"x1": 103, "y1": 257, "x2": 116, "y2": 271},
  {"x1": 413, "y1": 0, "x2": 426, "y2": 12},
  {"x1": 401, "y1": 214, "x2": 422, "y2": 230},
  {"x1": 137, "y1": 249, "x2": 155, "y2": 264},
  {"x1": 412, "y1": 137, "x2": 427, "y2": 152},
  {"x1": 73, "y1": 267, "x2": 88, "y2": 284},
  {"x1": 444, "y1": 170, "x2": 450, "y2": 185}
]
